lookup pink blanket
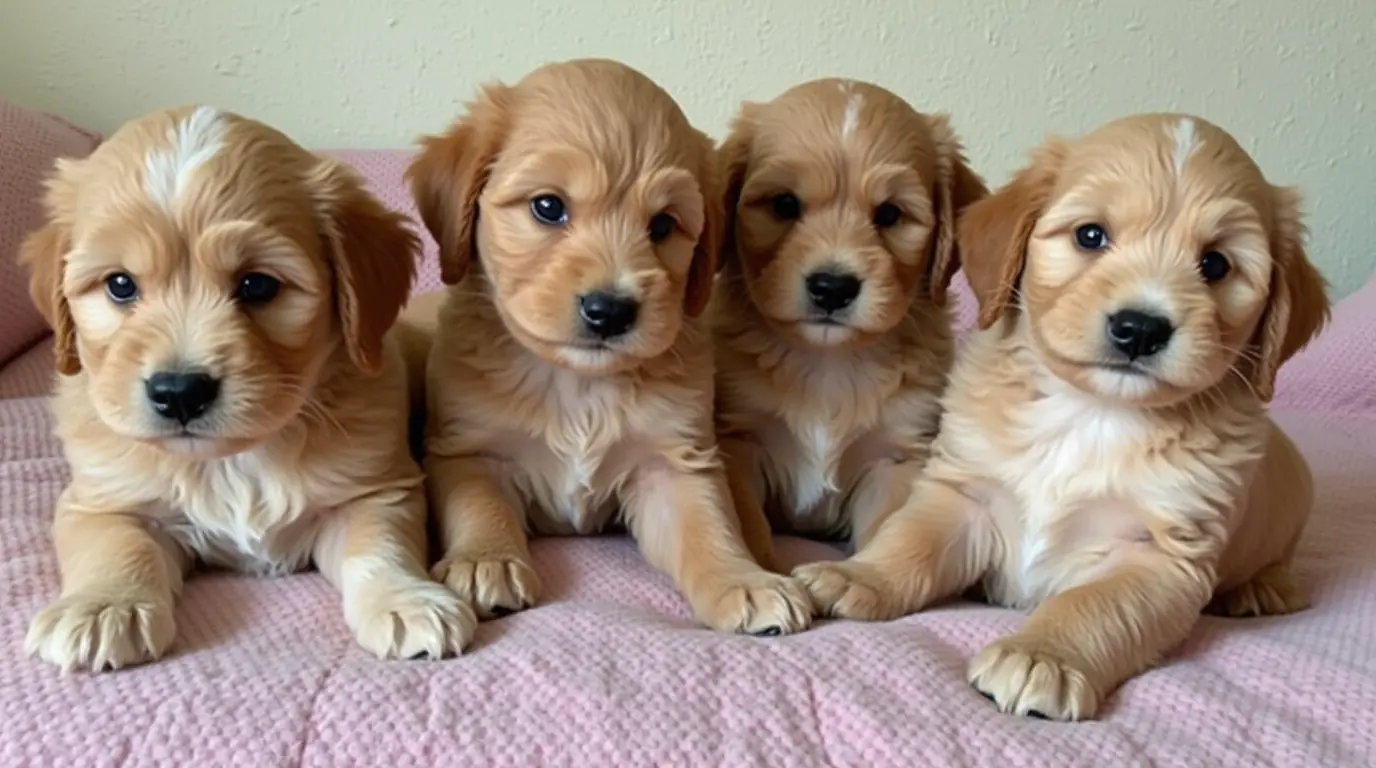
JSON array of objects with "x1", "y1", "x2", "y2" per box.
[{"x1": 2, "y1": 150, "x2": 1374, "y2": 767}]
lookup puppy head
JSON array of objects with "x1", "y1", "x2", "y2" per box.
[
  {"x1": 20, "y1": 106, "x2": 417, "y2": 458},
  {"x1": 958, "y1": 114, "x2": 1330, "y2": 406},
  {"x1": 719, "y1": 79, "x2": 986, "y2": 349},
  {"x1": 408, "y1": 58, "x2": 720, "y2": 375}
]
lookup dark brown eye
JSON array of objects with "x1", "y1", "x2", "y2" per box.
[
  {"x1": 1199, "y1": 250, "x2": 1231, "y2": 283},
  {"x1": 770, "y1": 193, "x2": 802, "y2": 221},
  {"x1": 237, "y1": 273, "x2": 281, "y2": 305},
  {"x1": 873, "y1": 202, "x2": 902, "y2": 229},
  {"x1": 648, "y1": 212, "x2": 676, "y2": 243},
  {"x1": 1074, "y1": 223, "x2": 1110, "y2": 251},
  {"x1": 105, "y1": 273, "x2": 139, "y2": 304},
  {"x1": 530, "y1": 194, "x2": 568, "y2": 225}
]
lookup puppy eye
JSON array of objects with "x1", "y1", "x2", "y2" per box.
[
  {"x1": 1074, "y1": 223, "x2": 1110, "y2": 251},
  {"x1": 648, "y1": 212, "x2": 677, "y2": 244},
  {"x1": 770, "y1": 193, "x2": 802, "y2": 221},
  {"x1": 1199, "y1": 250, "x2": 1231, "y2": 283},
  {"x1": 873, "y1": 202, "x2": 902, "y2": 230},
  {"x1": 237, "y1": 273, "x2": 281, "y2": 305},
  {"x1": 530, "y1": 194, "x2": 569, "y2": 226},
  {"x1": 105, "y1": 273, "x2": 139, "y2": 304}
]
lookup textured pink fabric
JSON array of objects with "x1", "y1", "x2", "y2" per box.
[
  {"x1": 0, "y1": 102, "x2": 100, "y2": 367},
  {"x1": 1, "y1": 150, "x2": 1372, "y2": 766}
]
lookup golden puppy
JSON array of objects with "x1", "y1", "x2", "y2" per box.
[
  {"x1": 796, "y1": 114, "x2": 1330, "y2": 719},
  {"x1": 407, "y1": 59, "x2": 811, "y2": 636},
  {"x1": 712, "y1": 80, "x2": 987, "y2": 570},
  {"x1": 21, "y1": 106, "x2": 475, "y2": 672}
]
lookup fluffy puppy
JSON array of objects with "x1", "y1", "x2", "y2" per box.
[
  {"x1": 796, "y1": 114, "x2": 1330, "y2": 719},
  {"x1": 712, "y1": 80, "x2": 987, "y2": 569},
  {"x1": 407, "y1": 59, "x2": 811, "y2": 635},
  {"x1": 21, "y1": 106, "x2": 475, "y2": 672}
]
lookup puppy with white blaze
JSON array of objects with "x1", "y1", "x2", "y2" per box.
[
  {"x1": 21, "y1": 106, "x2": 475, "y2": 672},
  {"x1": 795, "y1": 113, "x2": 1331, "y2": 720}
]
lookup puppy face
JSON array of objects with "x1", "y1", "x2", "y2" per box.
[
  {"x1": 719, "y1": 79, "x2": 986, "y2": 348},
  {"x1": 959, "y1": 114, "x2": 1329, "y2": 406},
  {"x1": 408, "y1": 59, "x2": 720, "y2": 375},
  {"x1": 20, "y1": 106, "x2": 417, "y2": 458}
]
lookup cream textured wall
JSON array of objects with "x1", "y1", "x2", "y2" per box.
[{"x1": 2, "y1": 0, "x2": 1373, "y2": 295}]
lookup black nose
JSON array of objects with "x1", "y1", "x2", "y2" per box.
[
  {"x1": 1107, "y1": 309, "x2": 1175, "y2": 360},
  {"x1": 578, "y1": 292, "x2": 639, "y2": 339},
  {"x1": 805, "y1": 271, "x2": 862, "y2": 313},
  {"x1": 145, "y1": 372, "x2": 220, "y2": 425}
]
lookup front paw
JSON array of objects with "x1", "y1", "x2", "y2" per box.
[
  {"x1": 693, "y1": 570, "x2": 813, "y2": 636},
  {"x1": 792, "y1": 560, "x2": 907, "y2": 621},
  {"x1": 26, "y1": 591, "x2": 176, "y2": 673},
  {"x1": 431, "y1": 550, "x2": 541, "y2": 619},
  {"x1": 348, "y1": 576, "x2": 477, "y2": 660},
  {"x1": 968, "y1": 634, "x2": 1101, "y2": 721}
]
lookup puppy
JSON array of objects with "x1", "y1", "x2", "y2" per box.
[
  {"x1": 21, "y1": 106, "x2": 475, "y2": 672},
  {"x1": 407, "y1": 59, "x2": 811, "y2": 636},
  {"x1": 712, "y1": 80, "x2": 987, "y2": 570},
  {"x1": 796, "y1": 114, "x2": 1330, "y2": 719}
]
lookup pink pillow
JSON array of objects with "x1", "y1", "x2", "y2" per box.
[{"x1": 0, "y1": 102, "x2": 100, "y2": 367}]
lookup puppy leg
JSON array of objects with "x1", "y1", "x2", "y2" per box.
[
  {"x1": 720, "y1": 437, "x2": 779, "y2": 573},
  {"x1": 625, "y1": 462, "x2": 811, "y2": 636},
  {"x1": 846, "y1": 456, "x2": 927, "y2": 551},
  {"x1": 428, "y1": 455, "x2": 540, "y2": 619},
  {"x1": 1208, "y1": 561, "x2": 1308, "y2": 617},
  {"x1": 794, "y1": 476, "x2": 996, "y2": 620},
  {"x1": 969, "y1": 561, "x2": 1210, "y2": 721},
  {"x1": 26, "y1": 495, "x2": 187, "y2": 672},
  {"x1": 315, "y1": 484, "x2": 476, "y2": 659}
]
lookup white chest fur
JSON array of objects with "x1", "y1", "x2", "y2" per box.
[{"x1": 961, "y1": 379, "x2": 1261, "y2": 609}]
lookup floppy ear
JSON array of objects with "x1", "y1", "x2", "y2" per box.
[
  {"x1": 19, "y1": 220, "x2": 81, "y2": 375},
  {"x1": 956, "y1": 140, "x2": 1064, "y2": 329},
  {"x1": 684, "y1": 132, "x2": 723, "y2": 318},
  {"x1": 405, "y1": 84, "x2": 512, "y2": 285},
  {"x1": 925, "y1": 114, "x2": 989, "y2": 307},
  {"x1": 1250, "y1": 186, "x2": 1331, "y2": 401},
  {"x1": 715, "y1": 109, "x2": 755, "y2": 276},
  {"x1": 309, "y1": 158, "x2": 420, "y2": 375}
]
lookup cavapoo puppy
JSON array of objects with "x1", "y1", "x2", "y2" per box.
[
  {"x1": 22, "y1": 106, "x2": 475, "y2": 672},
  {"x1": 712, "y1": 79, "x2": 987, "y2": 570},
  {"x1": 796, "y1": 114, "x2": 1330, "y2": 719},
  {"x1": 407, "y1": 59, "x2": 811, "y2": 635}
]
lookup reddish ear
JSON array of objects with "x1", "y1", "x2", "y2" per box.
[
  {"x1": 715, "y1": 109, "x2": 755, "y2": 276},
  {"x1": 684, "y1": 131, "x2": 723, "y2": 318},
  {"x1": 405, "y1": 85, "x2": 512, "y2": 285},
  {"x1": 956, "y1": 140, "x2": 1064, "y2": 329},
  {"x1": 925, "y1": 114, "x2": 989, "y2": 307},
  {"x1": 19, "y1": 221, "x2": 81, "y2": 375},
  {"x1": 309, "y1": 159, "x2": 420, "y2": 375},
  {"x1": 1250, "y1": 186, "x2": 1331, "y2": 401}
]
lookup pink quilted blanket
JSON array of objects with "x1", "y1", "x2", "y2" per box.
[{"x1": 2, "y1": 150, "x2": 1374, "y2": 767}]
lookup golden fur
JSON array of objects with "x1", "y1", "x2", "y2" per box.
[
  {"x1": 21, "y1": 107, "x2": 475, "y2": 672},
  {"x1": 407, "y1": 59, "x2": 811, "y2": 635},
  {"x1": 711, "y1": 80, "x2": 987, "y2": 568},
  {"x1": 796, "y1": 114, "x2": 1331, "y2": 719}
]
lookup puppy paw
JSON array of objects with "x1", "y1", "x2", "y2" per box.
[
  {"x1": 968, "y1": 634, "x2": 1100, "y2": 721},
  {"x1": 348, "y1": 576, "x2": 477, "y2": 659},
  {"x1": 694, "y1": 570, "x2": 812, "y2": 636},
  {"x1": 1208, "y1": 564, "x2": 1309, "y2": 617},
  {"x1": 431, "y1": 551, "x2": 540, "y2": 619},
  {"x1": 792, "y1": 560, "x2": 907, "y2": 621},
  {"x1": 25, "y1": 591, "x2": 176, "y2": 673}
]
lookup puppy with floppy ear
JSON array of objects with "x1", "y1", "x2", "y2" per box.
[
  {"x1": 407, "y1": 59, "x2": 811, "y2": 636},
  {"x1": 796, "y1": 114, "x2": 1330, "y2": 719},
  {"x1": 22, "y1": 107, "x2": 475, "y2": 672},
  {"x1": 712, "y1": 80, "x2": 986, "y2": 570}
]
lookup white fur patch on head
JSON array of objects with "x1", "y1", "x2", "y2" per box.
[
  {"x1": 839, "y1": 81, "x2": 862, "y2": 141},
  {"x1": 145, "y1": 106, "x2": 228, "y2": 211},
  {"x1": 1170, "y1": 117, "x2": 1198, "y2": 177}
]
